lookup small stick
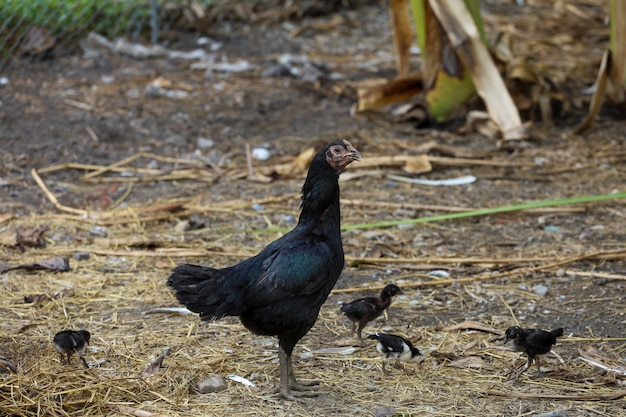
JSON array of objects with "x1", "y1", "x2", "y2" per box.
[
  {"x1": 31, "y1": 168, "x2": 90, "y2": 217},
  {"x1": 82, "y1": 152, "x2": 146, "y2": 179},
  {"x1": 486, "y1": 390, "x2": 626, "y2": 401},
  {"x1": 565, "y1": 270, "x2": 626, "y2": 281},
  {"x1": 64, "y1": 98, "x2": 93, "y2": 111},
  {"x1": 85, "y1": 126, "x2": 99, "y2": 142},
  {"x1": 106, "y1": 404, "x2": 172, "y2": 417}
]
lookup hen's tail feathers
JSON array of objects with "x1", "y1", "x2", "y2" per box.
[
  {"x1": 167, "y1": 264, "x2": 245, "y2": 320},
  {"x1": 551, "y1": 328, "x2": 564, "y2": 338},
  {"x1": 366, "y1": 333, "x2": 380, "y2": 341}
]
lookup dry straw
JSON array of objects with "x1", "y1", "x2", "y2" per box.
[{"x1": 2, "y1": 145, "x2": 626, "y2": 416}]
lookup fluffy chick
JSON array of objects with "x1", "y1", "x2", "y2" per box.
[
  {"x1": 504, "y1": 325, "x2": 563, "y2": 378},
  {"x1": 367, "y1": 332, "x2": 423, "y2": 372},
  {"x1": 53, "y1": 329, "x2": 90, "y2": 368}
]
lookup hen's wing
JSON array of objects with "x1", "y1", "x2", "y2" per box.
[{"x1": 243, "y1": 232, "x2": 341, "y2": 307}]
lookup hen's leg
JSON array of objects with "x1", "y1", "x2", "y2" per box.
[{"x1": 277, "y1": 346, "x2": 318, "y2": 400}]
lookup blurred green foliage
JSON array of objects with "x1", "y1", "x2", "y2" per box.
[{"x1": 0, "y1": 0, "x2": 152, "y2": 39}]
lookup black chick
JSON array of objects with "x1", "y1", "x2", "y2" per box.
[
  {"x1": 53, "y1": 330, "x2": 90, "y2": 368},
  {"x1": 340, "y1": 284, "x2": 404, "y2": 346},
  {"x1": 367, "y1": 332, "x2": 423, "y2": 372},
  {"x1": 167, "y1": 140, "x2": 360, "y2": 400},
  {"x1": 503, "y1": 326, "x2": 563, "y2": 378}
]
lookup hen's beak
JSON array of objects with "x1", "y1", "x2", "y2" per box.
[{"x1": 342, "y1": 140, "x2": 361, "y2": 162}]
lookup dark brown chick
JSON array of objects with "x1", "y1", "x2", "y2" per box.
[{"x1": 340, "y1": 284, "x2": 404, "y2": 346}]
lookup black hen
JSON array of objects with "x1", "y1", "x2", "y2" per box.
[
  {"x1": 167, "y1": 140, "x2": 360, "y2": 400},
  {"x1": 340, "y1": 284, "x2": 404, "y2": 346},
  {"x1": 367, "y1": 332, "x2": 423, "y2": 372},
  {"x1": 504, "y1": 326, "x2": 563, "y2": 378},
  {"x1": 53, "y1": 329, "x2": 90, "y2": 368}
]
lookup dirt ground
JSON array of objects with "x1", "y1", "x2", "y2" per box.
[{"x1": 1, "y1": 1, "x2": 626, "y2": 416}]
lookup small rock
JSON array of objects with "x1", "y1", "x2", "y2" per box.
[
  {"x1": 197, "y1": 374, "x2": 227, "y2": 394},
  {"x1": 409, "y1": 299, "x2": 421, "y2": 307},
  {"x1": 262, "y1": 63, "x2": 294, "y2": 78},
  {"x1": 251, "y1": 203, "x2": 264, "y2": 212},
  {"x1": 250, "y1": 337, "x2": 275, "y2": 347},
  {"x1": 428, "y1": 270, "x2": 450, "y2": 278},
  {"x1": 278, "y1": 214, "x2": 295, "y2": 225},
  {"x1": 89, "y1": 226, "x2": 108, "y2": 237},
  {"x1": 372, "y1": 406, "x2": 396, "y2": 417},
  {"x1": 73, "y1": 252, "x2": 90, "y2": 261},
  {"x1": 125, "y1": 88, "x2": 141, "y2": 99},
  {"x1": 174, "y1": 220, "x2": 190, "y2": 233},
  {"x1": 196, "y1": 36, "x2": 222, "y2": 51},
  {"x1": 252, "y1": 147, "x2": 271, "y2": 161},
  {"x1": 197, "y1": 137, "x2": 214, "y2": 149},
  {"x1": 531, "y1": 409, "x2": 569, "y2": 417},
  {"x1": 593, "y1": 277, "x2": 608, "y2": 286},
  {"x1": 164, "y1": 134, "x2": 187, "y2": 146},
  {"x1": 532, "y1": 284, "x2": 548, "y2": 297}
]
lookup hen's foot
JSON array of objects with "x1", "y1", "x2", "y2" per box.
[{"x1": 272, "y1": 380, "x2": 320, "y2": 401}]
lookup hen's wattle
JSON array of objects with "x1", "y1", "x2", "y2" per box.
[{"x1": 167, "y1": 140, "x2": 360, "y2": 400}]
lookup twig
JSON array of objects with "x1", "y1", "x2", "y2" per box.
[
  {"x1": 246, "y1": 143, "x2": 254, "y2": 178},
  {"x1": 64, "y1": 98, "x2": 93, "y2": 111},
  {"x1": 107, "y1": 183, "x2": 134, "y2": 210},
  {"x1": 578, "y1": 357, "x2": 626, "y2": 376},
  {"x1": 348, "y1": 248, "x2": 626, "y2": 266},
  {"x1": 83, "y1": 153, "x2": 144, "y2": 179},
  {"x1": 106, "y1": 404, "x2": 172, "y2": 417},
  {"x1": 31, "y1": 168, "x2": 90, "y2": 217},
  {"x1": 498, "y1": 293, "x2": 519, "y2": 326},
  {"x1": 334, "y1": 249, "x2": 626, "y2": 292},
  {"x1": 565, "y1": 270, "x2": 626, "y2": 280},
  {"x1": 342, "y1": 191, "x2": 626, "y2": 231},
  {"x1": 85, "y1": 126, "x2": 99, "y2": 142},
  {"x1": 343, "y1": 199, "x2": 585, "y2": 215},
  {"x1": 486, "y1": 390, "x2": 626, "y2": 401}
]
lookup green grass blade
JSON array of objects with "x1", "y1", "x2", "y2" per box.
[
  {"x1": 239, "y1": 191, "x2": 626, "y2": 235},
  {"x1": 342, "y1": 191, "x2": 626, "y2": 231}
]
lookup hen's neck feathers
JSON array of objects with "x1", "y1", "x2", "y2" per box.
[{"x1": 297, "y1": 158, "x2": 341, "y2": 232}]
